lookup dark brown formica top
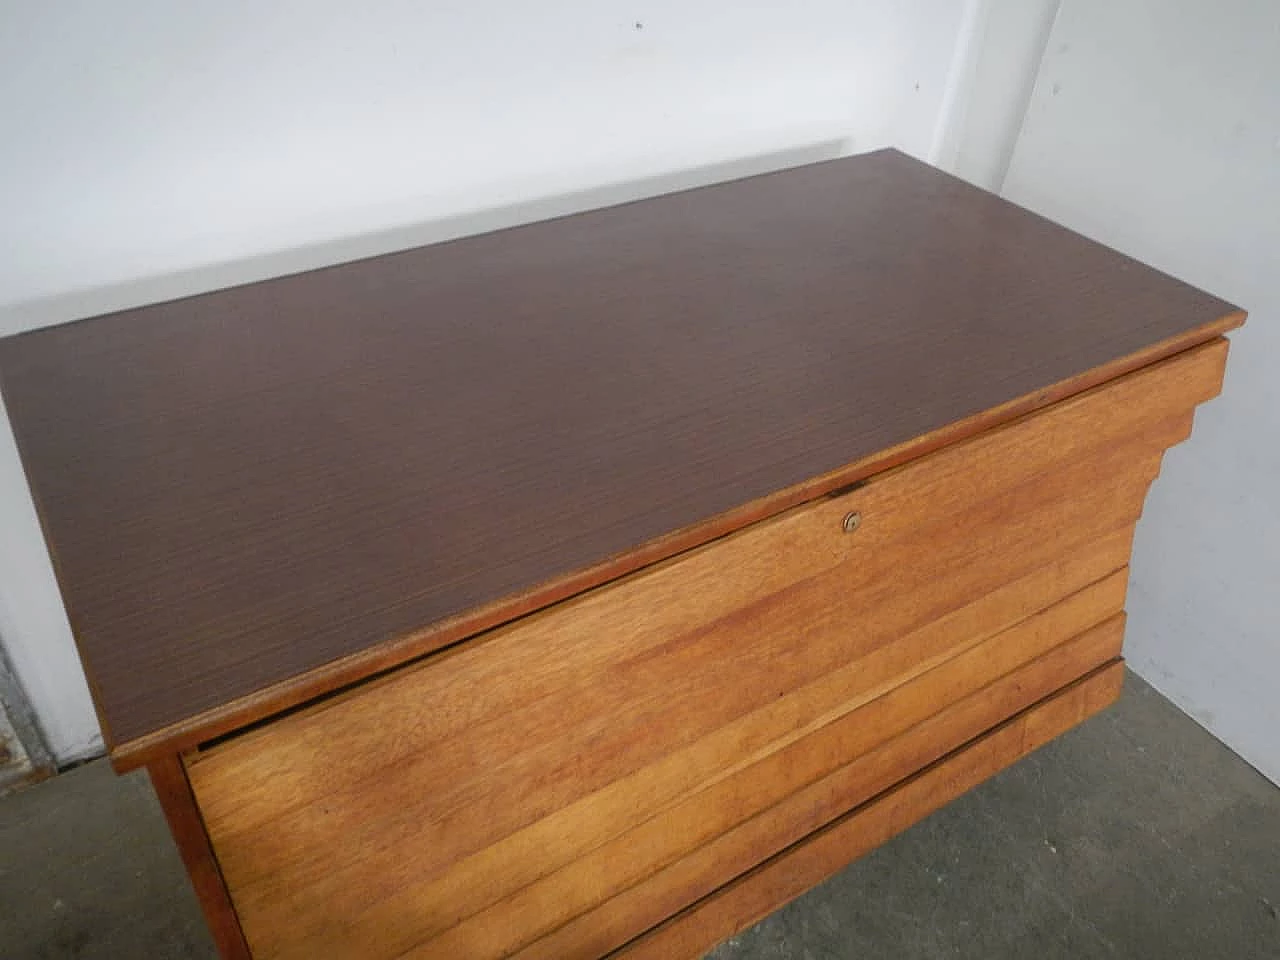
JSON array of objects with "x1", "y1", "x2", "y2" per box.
[{"x1": 0, "y1": 149, "x2": 1243, "y2": 764}]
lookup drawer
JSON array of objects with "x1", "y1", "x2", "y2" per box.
[
  {"x1": 185, "y1": 343, "x2": 1225, "y2": 960},
  {"x1": 612, "y1": 661, "x2": 1127, "y2": 960}
]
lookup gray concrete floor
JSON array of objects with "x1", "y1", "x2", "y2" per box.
[{"x1": 1, "y1": 672, "x2": 1277, "y2": 959}]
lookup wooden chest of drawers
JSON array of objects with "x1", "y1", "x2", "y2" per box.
[{"x1": 0, "y1": 150, "x2": 1242, "y2": 959}]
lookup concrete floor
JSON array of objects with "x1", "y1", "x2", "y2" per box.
[{"x1": 2, "y1": 672, "x2": 1277, "y2": 959}]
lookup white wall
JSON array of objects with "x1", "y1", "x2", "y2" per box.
[
  {"x1": 1, "y1": 1, "x2": 999, "y2": 762},
  {"x1": 947, "y1": 0, "x2": 1061, "y2": 191},
  {"x1": 1004, "y1": 0, "x2": 1280, "y2": 783}
]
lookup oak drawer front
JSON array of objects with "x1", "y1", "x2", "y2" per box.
[
  {"x1": 613, "y1": 662, "x2": 1127, "y2": 960},
  {"x1": 186, "y1": 342, "x2": 1226, "y2": 960},
  {"x1": 413, "y1": 580, "x2": 1131, "y2": 960}
]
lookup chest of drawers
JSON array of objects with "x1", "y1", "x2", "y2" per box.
[{"x1": 0, "y1": 150, "x2": 1242, "y2": 959}]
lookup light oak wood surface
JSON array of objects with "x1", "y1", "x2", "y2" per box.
[
  {"x1": 189, "y1": 338, "x2": 1225, "y2": 823},
  {"x1": 521, "y1": 620, "x2": 1126, "y2": 960},
  {"x1": 183, "y1": 339, "x2": 1228, "y2": 960},
  {"x1": 613, "y1": 663, "x2": 1126, "y2": 960},
  {"x1": 423, "y1": 604, "x2": 1127, "y2": 960},
  {"x1": 323, "y1": 549, "x2": 1134, "y2": 960}
]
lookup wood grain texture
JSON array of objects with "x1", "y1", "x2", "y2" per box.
[
  {"x1": 612, "y1": 661, "x2": 1127, "y2": 960},
  {"x1": 186, "y1": 338, "x2": 1222, "y2": 959},
  {"x1": 517, "y1": 614, "x2": 1126, "y2": 960},
  {"x1": 192, "y1": 411, "x2": 1158, "y2": 848},
  {"x1": 211, "y1": 530, "x2": 1132, "y2": 960},
  {"x1": 416, "y1": 595, "x2": 1128, "y2": 960},
  {"x1": 0, "y1": 148, "x2": 1243, "y2": 763},
  {"x1": 147, "y1": 755, "x2": 251, "y2": 960},
  {"x1": 108, "y1": 324, "x2": 1230, "y2": 774},
  {"x1": 224, "y1": 542, "x2": 1130, "y2": 960},
  {"x1": 188, "y1": 336, "x2": 1224, "y2": 837}
]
